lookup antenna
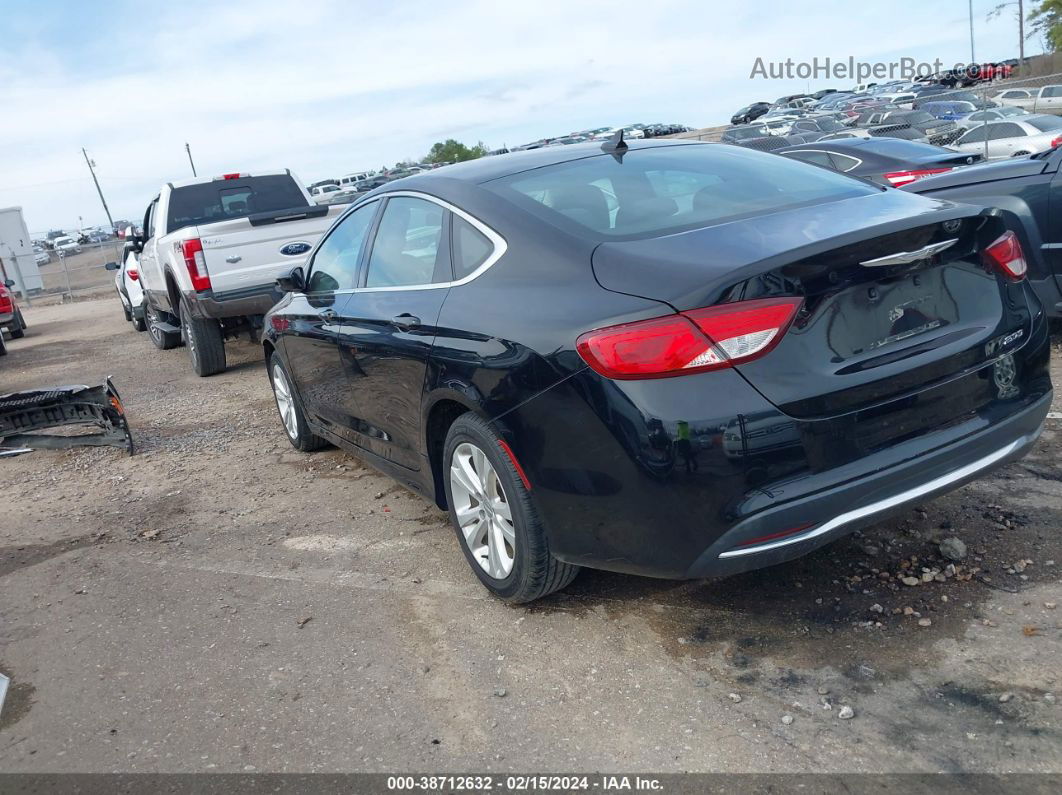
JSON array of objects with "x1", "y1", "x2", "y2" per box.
[{"x1": 600, "y1": 128, "x2": 628, "y2": 160}]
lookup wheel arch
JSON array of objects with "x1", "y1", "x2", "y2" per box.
[{"x1": 423, "y1": 386, "x2": 491, "y2": 510}]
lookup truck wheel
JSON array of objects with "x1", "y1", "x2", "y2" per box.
[
  {"x1": 180, "y1": 300, "x2": 226, "y2": 377},
  {"x1": 147, "y1": 304, "x2": 180, "y2": 350},
  {"x1": 442, "y1": 413, "x2": 580, "y2": 603},
  {"x1": 10, "y1": 309, "x2": 25, "y2": 339},
  {"x1": 132, "y1": 304, "x2": 147, "y2": 333},
  {"x1": 268, "y1": 353, "x2": 329, "y2": 451}
]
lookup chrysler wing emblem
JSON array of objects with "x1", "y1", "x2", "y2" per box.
[{"x1": 859, "y1": 239, "x2": 957, "y2": 267}]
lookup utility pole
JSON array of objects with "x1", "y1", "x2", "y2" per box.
[
  {"x1": 1019, "y1": 0, "x2": 1025, "y2": 73},
  {"x1": 969, "y1": 0, "x2": 976, "y2": 61},
  {"x1": 81, "y1": 148, "x2": 114, "y2": 230},
  {"x1": 185, "y1": 142, "x2": 197, "y2": 177}
]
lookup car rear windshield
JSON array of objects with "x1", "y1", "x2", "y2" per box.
[
  {"x1": 167, "y1": 175, "x2": 309, "y2": 232},
  {"x1": 1027, "y1": 116, "x2": 1062, "y2": 132},
  {"x1": 487, "y1": 144, "x2": 877, "y2": 240}
]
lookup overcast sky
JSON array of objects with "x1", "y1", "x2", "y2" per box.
[{"x1": 0, "y1": 0, "x2": 1034, "y2": 233}]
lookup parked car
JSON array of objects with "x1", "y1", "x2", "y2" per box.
[
  {"x1": 131, "y1": 170, "x2": 345, "y2": 376},
  {"x1": 261, "y1": 139, "x2": 1051, "y2": 602},
  {"x1": 777, "y1": 137, "x2": 981, "y2": 186},
  {"x1": 913, "y1": 90, "x2": 993, "y2": 111},
  {"x1": 991, "y1": 85, "x2": 1062, "y2": 114},
  {"x1": 721, "y1": 125, "x2": 790, "y2": 151},
  {"x1": 874, "y1": 110, "x2": 962, "y2": 145},
  {"x1": 0, "y1": 279, "x2": 26, "y2": 340},
  {"x1": 918, "y1": 101, "x2": 979, "y2": 121},
  {"x1": 904, "y1": 144, "x2": 1062, "y2": 317},
  {"x1": 951, "y1": 115, "x2": 1062, "y2": 159},
  {"x1": 338, "y1": 171, "x2": 374, "y2": 188},
  {"x1": 731, "y1": 103, "x2": 771, "y2": 124},
  {"x1": 310, "y1": 184, "x2": 346, "y2": 204},
  {"x1": 787, "y1": 116, "x2": 849, "y2": 138},
  {"x1": 105, "y1": 242, "x2": 147, "y2": 332},
  {"x1": 51, "y1": 235, "x2": 81, "y2": 256},
  {"x1": 874, "y1": 92, "x2": 917, "y2": 109},
  {"x1": 957, "y1": 105, "x2": 1032, "y2": 130},
  {"x1": 32, "y1": 245, "x2": 49, "y2": 265}
]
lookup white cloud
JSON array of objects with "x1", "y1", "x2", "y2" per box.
[{"x1": 0, "y1": 0, "x2": 1031, "y2": 232}]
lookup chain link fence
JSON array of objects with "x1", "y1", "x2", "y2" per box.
[
  {"x1": 35, "y1": 239, "x2": 127, "y2": 300},
  {"x1": 671, "y1": 71, "x2": 1062, "y2": 164}
]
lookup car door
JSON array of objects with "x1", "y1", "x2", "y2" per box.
[
  {"x1": 282, "y1": 200, "x2": 379, "y2": 431},
  {"x1": 138, "y1": 197, "x2": 163, "y2": 307},
  {"x1": 988, "y1": 122, "x2": 1027, "y2": 157},
  {"x1": 332, "y1": 194, "x2": 454, "y2": 469}
]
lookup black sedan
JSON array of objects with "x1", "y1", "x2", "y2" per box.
[
  {"x1": 777, "y1": 137, "x2": 981, "y2": 186},
  {"x1": 904, "y1": 146, "x2": 1062, "y2": 318},
  {"x1": 730, "y1": 102, "x2": 770, "y2": 125},
  {"x1": 262, "y1": 140, "x2": 1051, "y2": 602}
]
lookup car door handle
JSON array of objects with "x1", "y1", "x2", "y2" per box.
[
  {"x1": 320, "y1": 309, "x2": 338, "y2": 322},
  {"x1": 226, "y1": 255, "x2": 242, "y2": 263},
  {"x1": 391, "y1": 313, "x2": 420, "y2": 330}
]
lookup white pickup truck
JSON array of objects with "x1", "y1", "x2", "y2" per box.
[
  {"x1": 132, "y1": 170, "x2": 343, "y2": 375},
  {"x1": 993, "y1": 84, "x2": 1062, "y2": 114}
]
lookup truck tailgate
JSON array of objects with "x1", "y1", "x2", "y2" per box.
[{"x1": 197, "y1": 206, "x2": 344, "y2": 293}]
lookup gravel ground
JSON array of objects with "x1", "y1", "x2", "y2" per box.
[{"x1": 0, "y1": 297, "x2": 1060, "y2": 773}]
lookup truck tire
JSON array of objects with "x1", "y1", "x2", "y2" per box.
[
  {"x1": 0, "y1": 329, "x2": 7, "y2": 356},
  {"x1": 180, "y1": 299, "x2": 226, "y2": 377},
  {"x1": 147, "y1": 304, "x2": 181, "y2": 350},
  {"x1": 10, "y1": 309, "x2": 25, "y2": 339},
  {"x1": 132, "y1": 304, "x2": 147, "y2": 333}
]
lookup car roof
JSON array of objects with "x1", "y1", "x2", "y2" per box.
[{"x1": 374, "y1": 140, "x2": 706, "y2": 187}]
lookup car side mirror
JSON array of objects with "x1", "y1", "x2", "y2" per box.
[
  {"x1": 276, "y1": 265, "x2": 306, "y2": 293},
  {"x1": 3, "y1": 279, "x2": 13, "y2": 288},
  {"x1": 104, "y1": 261, "x2": 120, "y2": 271}
]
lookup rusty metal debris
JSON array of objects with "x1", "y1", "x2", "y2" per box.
[{"x1": 0, "y1": 378, "x2": 134, "y2": 454}]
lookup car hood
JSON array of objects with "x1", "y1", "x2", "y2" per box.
[{"x1": 901, "y1": 155, "x2": 1049, "y2": 193}]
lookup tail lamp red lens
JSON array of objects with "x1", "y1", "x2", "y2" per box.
[
  {"x1": 179, "y1": 238, "x2": 211, "y2": 291},
  {"x1": 882, "y1": 168, "x2": 951, "y2": 187},
  {"x1": 982, "y1": 230, "x2": 1027, "y2": 281},
  {"x1": 576, "y1": 297, "x2": 803, "y2": 380},
  {"x1": 127, "y1": 267, "x2": 139, "y2": 281}
]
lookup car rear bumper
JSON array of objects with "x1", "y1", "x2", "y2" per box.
[{"x1": 685, "y1": 390, "x2": 1049, "y2": 578}]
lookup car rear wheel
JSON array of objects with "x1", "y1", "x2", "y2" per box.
[
  {"x1": 147, "y1": 304, "x2": 181, "y2": 350},
  {"x1": 9, "y1": 309, "x2": 25, "y2": 339},
  {"x1": 443, "y1": 413, "x2": 579, "y2": 603},
  {"x1": 268, "y1": 354, "x2": 329, "y2": 452},
  {"x1": 180, "y1": 300, "x2": 226, "y2": 377}
]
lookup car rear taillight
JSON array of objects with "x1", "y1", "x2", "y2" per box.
[
  {"x1": 180, "y1": 238, "x2": 211, "y2": 291},
  {"x1": 882, "y1": 168, "x2": 951, "y2": 187},
  {"x1": 1051, "y1": 135, "x2": 1062, "y2": 148},
  {"x1": 576, "y1": 297, "x2": 803, "y2": 380},
  {"x1": 0, "y1": 287, "x2": 11, "y2": 314},
  {"x1": 983, "y1": 230, "x2": 1027, "y2": 281},
  {"x1": 127, "y1": 267, "x2": 139, "y2": 282}
]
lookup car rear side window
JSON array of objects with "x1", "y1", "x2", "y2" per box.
[
  {"x1": 451, "y1": 215, "x2": 493, "y2": 280},
  {"x1": 365, "y1": 197, "x2": 448, "y2": 288},
  {"x1": 167, "y1": 175, "x2": 308, "y2": 232},
  {"x1": 307, "y1": 201, "x2": 376, "y2": 293},
  {"x1": 489, "y1": 145, "x2": 875, "y2": 239}
]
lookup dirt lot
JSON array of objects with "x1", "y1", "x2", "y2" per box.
[{"x1": 0, "y1": 297, "x2": 1060, "y2": 774}]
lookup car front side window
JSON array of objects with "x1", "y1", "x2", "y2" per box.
[{"x1": 306, "y1": 201, "x2": 377, "y2": 293}]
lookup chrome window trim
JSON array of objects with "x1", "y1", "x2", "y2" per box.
[
  {"x1": 780, "y1": 149, "x2": 863, "y2": 173},
  {"x1": 357, "y1": 190, "x2": 508, "y2": 293},
  {"x1": 719, "y1": 435, "x2": 1031, "y2": 559}
]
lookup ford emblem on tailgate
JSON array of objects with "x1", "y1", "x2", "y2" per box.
[{"x1": 280, "y1": 241, "x2": 312, "y2": 256}]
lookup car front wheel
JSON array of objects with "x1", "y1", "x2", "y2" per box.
[{"x1": 443, "y1": 413, "x2": 579, "y2": 603}]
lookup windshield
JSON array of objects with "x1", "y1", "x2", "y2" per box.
[
  {"x1": 167, "y1": 175, "x2": 309, "y2": 232},
  {"x1": 487, "y1": 144, "x2": 876, "y2": 240}
]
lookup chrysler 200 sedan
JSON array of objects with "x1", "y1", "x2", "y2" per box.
[{"x1": 262, "y1": 139, "x2": 1051, "y2": 603}]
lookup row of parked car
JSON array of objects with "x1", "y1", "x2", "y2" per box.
[
  {"x1": 506, "y1": 122, "x2": 693, "y2": 152},
  {"x1": 100, "y1": 135, "x2": 1051, "y2": 604}
]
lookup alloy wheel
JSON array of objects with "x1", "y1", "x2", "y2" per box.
[
  {"x1": 272, "y1": 364, "x2": 299, "y2": 440},
  {"x1": 449, "y1": 442, "x2": 516, "y2": 579}
]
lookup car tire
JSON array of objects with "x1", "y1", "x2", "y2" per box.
[
  {"x1": 442, "y1": 413, "x2": 579, "y2": 603},
  {"x1": 0, "y1": 328, "x2": 6, "y2": 356},
  {"x1": 9, "y1": 309, "x2": 25, "y2": 339},
  {"x1": 146, "y1": 303, "x2": 181, "y2": 350},
  {"x1": 180, "y1": 300, "x2": 226, "y2": 377},
  {"x1": 122, "y1": 303, "x2": 132, "y2": 322},
  {"x1": 268, "y1": 353, "x2": 329, "y2": 452},
  {"x1": 132, "y1": 307, "x2": 146, "y2": 333}
]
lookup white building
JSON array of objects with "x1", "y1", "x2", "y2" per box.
[{"x1": 0, "y1": 205, "x2": 44, "y2": 296}]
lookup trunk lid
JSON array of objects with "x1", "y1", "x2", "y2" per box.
[{"x1": 591, "y1": 191, "x2": 1034, "y2": 420}]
